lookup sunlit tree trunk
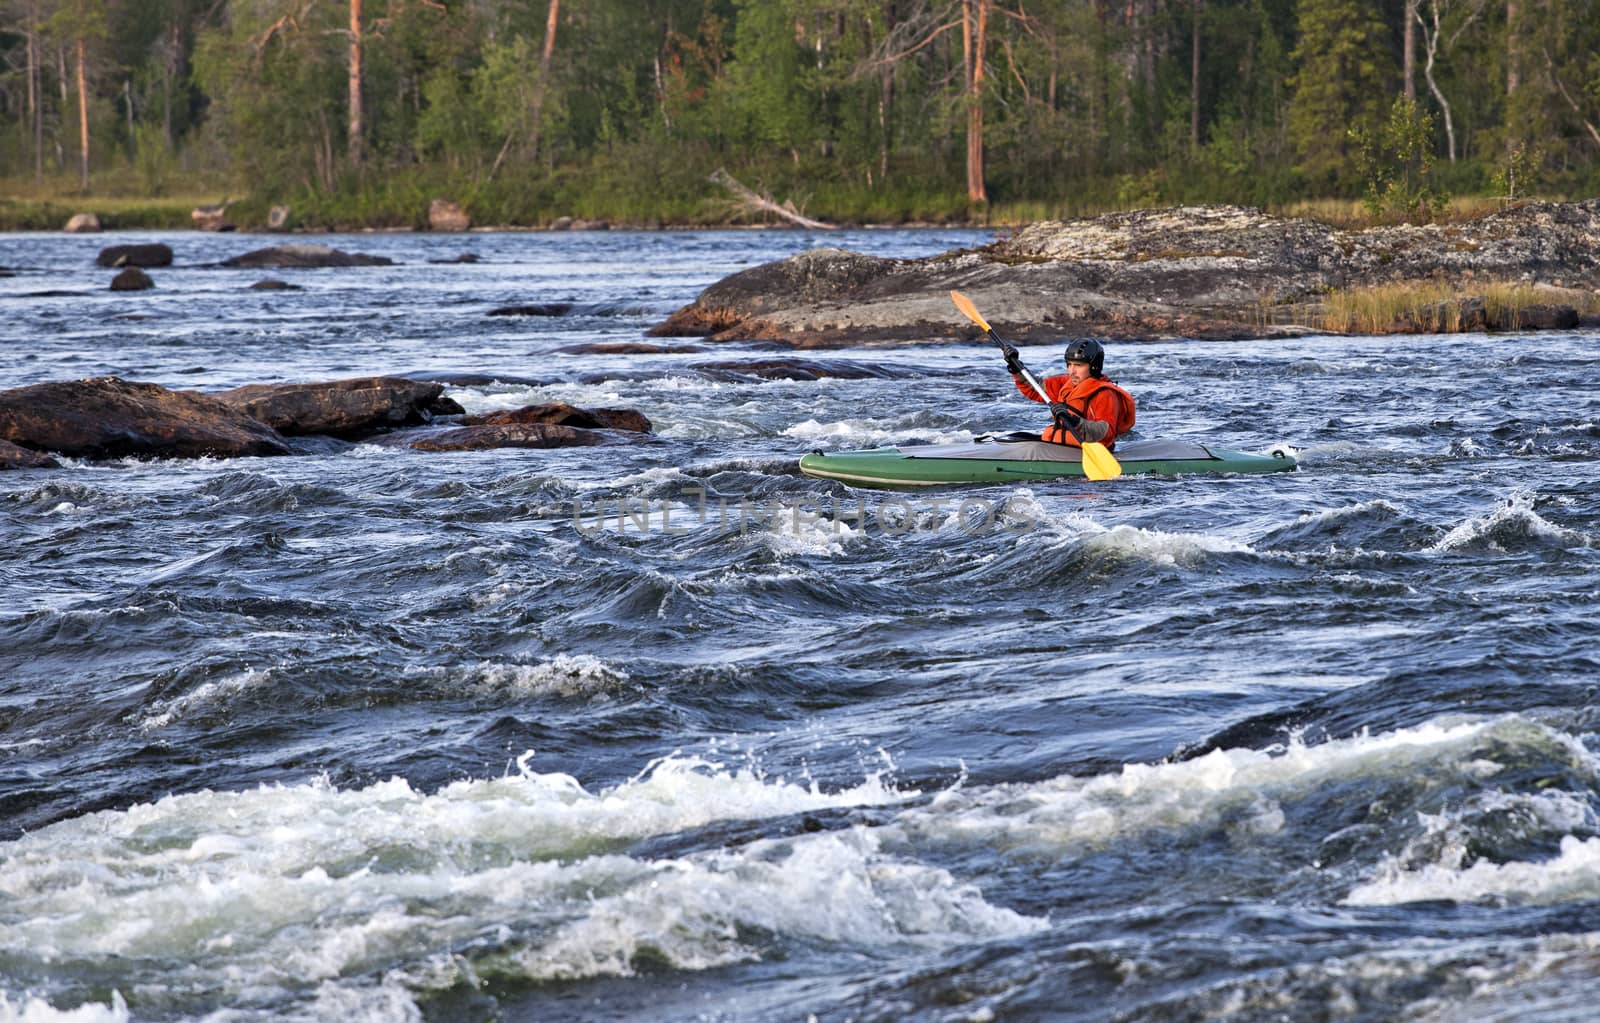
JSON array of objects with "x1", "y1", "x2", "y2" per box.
[
  {"x1": 529, "y1": 0, "x2": 560, "y2": 162},
  {"x1": 1403, "y1": 0, "x2": 1416, "y2": 100},
  {"x1": 962, "y1": 0, "x2": 987, "y2": 203},
  {"x1": 75, "y1": 35, "x2": 89, "y2": 191},
  {"x1": 348, "y1": 0, "x2": 364, "y2": 168}
]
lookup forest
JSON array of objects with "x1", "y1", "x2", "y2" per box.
[{"x1": 1, "y1": 0, "x2": 1598, "y2": 229}]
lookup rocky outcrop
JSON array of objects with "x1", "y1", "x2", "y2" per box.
[
  {"x1": 0, "y1": 377, "x2": 291, "y2": 460},
  {"x1": 63, "y1": 213, "x2": 101, "y2": 233},
  {"x1": 1, "y1": 438, "x2": 59, "y2": 470},
  {"x1": 213, "y1": 377, "x2": 464, "y2": 437},
  {"x1": 651, "y1": 201, "x2": 1600, "y2": 345},
  {"x1": 220, "y1": 244, "x2": 394, "y2": 269},
  {"x1": 97, "y1": 243, "x2": 173, "y2": 268},
  {"x1": 110, "y1": 268, "x2": 154, "y2": 291},
  {"x1": 462, "y1": 402, "x2": 651, "y2": 433}
]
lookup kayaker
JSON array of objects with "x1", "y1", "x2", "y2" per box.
[{"x1": 1001, "y1": 339, "x2": 1136, "y2": 447}]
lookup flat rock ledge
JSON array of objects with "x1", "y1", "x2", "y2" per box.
[
  {"x1": 220, "y1": 244, "x2": 394, "y2": 269},
  {"x1": 650, "y1": 201, "x2": 1600, "y2": 346},
  {"x1": 0, "y1": 378, "x2": 652, "y2": 470},
  {"x1": 214, "y1": 377, "x2": 465, "y2": 438},
  {"x1": 0, "y1": 377, "x2": 292, "y2": 461}
]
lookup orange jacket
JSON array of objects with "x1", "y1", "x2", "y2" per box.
[{"x1": 1016, "y1": 373, "x2": 1137, "y2": 447}]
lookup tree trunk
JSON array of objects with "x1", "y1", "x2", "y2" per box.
[
  {"x1": 963, "y1": 0, "x2": 987, "y2": 204},
  {"x1": 27, "y1": 1, "x2": 41, "y2": 180},
  {"x1": 1190, "y1": 0, "x2": 1202, "y2": 150},
  {"x1": 75, "y1": 36, "x2": 89, "y2": 192},
  {"x1": 1403, "y1": 0, "x2": 1416, "y2": 100},
  {"x1": 348, "y1": 0, "x2": 364, "y2": 168},
  {"x1": 528, "y1": 0, "x2": 561, "y2": 162},
  {"x1": 1420, "y1": 0, "x2": 1456, "y2": 162},
  {"x1": 1505, "y1": 0, "x2": 1518, "y2": 96}
]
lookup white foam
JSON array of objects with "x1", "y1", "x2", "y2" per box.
[
  {"x1": 885, "y1": 717, "x2": 1584, "y2": 859},
  {"x1": 758, "y1": 509, "x2": 865, "y2": 557},
  {"x1": 138, "y1": 667, "x2": 276, "y2": 731},
  {"x1": 1085, "y1": 522, "x2": 1255, "y2": 565},
  {"x1": 781, "y1": 418, "x2": 969, "y2": 448},
  {"x1": 1429, "y1": 489, "x2": 1593, "y2": 552},
  {"x1": 0, "y1": 755, "x2": 921, "y2": 978},
  {"x1": 471, "y1": 654, "x2": 629, "y2": 698},
  {"x1": 0, "y1": 992, "x2": 128, "y2": 1023},
  {"x1": 1348, "y1": 832, "x2": 1600, "y2": 907},
  {"x1": 510, "y1": 827, "x2": 1047, "y2": 981},
  {"x1": 1292, "y1": 498, "x2": 1402, "y2": 526}
]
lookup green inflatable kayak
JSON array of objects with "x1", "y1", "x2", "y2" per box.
[{"x1": 798, "y1": 432, "x2": 1296, "y2": 488}]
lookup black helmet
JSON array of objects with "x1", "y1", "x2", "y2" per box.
[{"x1": 1063, "y1": 339, "x2": 1104, "y2": 375}]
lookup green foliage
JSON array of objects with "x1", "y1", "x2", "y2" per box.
[
  {"x1": 1351, "y1": 96, "x2": 1450, "y2": 223},
  {"x1": 4, "y1": 0, "x2": 1600, "y2": 225},
  {"x1": 1287, "y1": 0, "x2": 1394, "y2": 189},
  {"x1": 1492, "y1": 141, "x2": 1542, "y2": 201}
]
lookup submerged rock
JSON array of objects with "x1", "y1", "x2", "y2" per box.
[
  {"x1": 213, "y1": 377, "x2": 464, "y2": 437},
  {"x1": 110, "y1": 268, "x2": 154, "y2": 292},
  {"x1": 651, "y1": 201, "x2": 1600, "y2": 345},
  {"x1": 409, "y1": 423, "x2": 635, "y2": 452},
  {"x1": 97, "y1": 243, "x2": 174, "y2": 268},
  {"x1": 462, "y1": 402, "x2": 652, "y2": 433},
  {"x1": 0, "y1": 438, "x2": 59, "y2": 470},
  {"x1": 0, "y1": 377, "x2": 291, "y2": 460},
  {"x1": 220, "y1": 244, "x2": 394, "y2": 269},
  {"x1": 686, "y1": 357, "x2": 904, "y2": 382}
]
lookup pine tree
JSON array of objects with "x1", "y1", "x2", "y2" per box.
[{"x1": 1286, "y1": 0, "x2": 1395, "y2": 187}]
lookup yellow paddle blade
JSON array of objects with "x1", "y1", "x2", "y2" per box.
[
  {"x1": 948, "y1": 290, "x2": 992, "y2": 333},
  {"x1": 1081, "y1": 442, "x2": 1123, "y2": 481}
]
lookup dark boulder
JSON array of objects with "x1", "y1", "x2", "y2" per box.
[
  {"x1": 110, "y1": 268, "x2": 154, "y2": 292},
  {"x1": 249, "y1": 279, "x2": 301, "y2": 291},
  {"x1": 1491, "y1": 303, "x2": 1580, "y2": 331},
  {"x1": 97, "y1": 243, "x2": 174, "y2": 268},
  {"x1": 213, "y1": 377, "x2": 463, "y2": 437},
  {"x1": 1, "y1": 438, "x2": 59, "y2": 470},
  {"x1": 462, "y1": 402, "x2": 651, "y2": 434},
  {"x1": 489, "y1": 303, "x2": 573, "y2": 317},
  {"x1": 221, "y1": 244, "x2": 394, "y2": 269},
  {"x1": 0, "y1": 377, "x2": 291, "y2": 460},
  {"x1": 409, "y1": 423, "x2": 628, "y2": 452}
]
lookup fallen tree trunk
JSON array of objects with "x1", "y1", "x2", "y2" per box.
[{"x1": 710, "y1": 168, "x2": 835, "y2": 230}]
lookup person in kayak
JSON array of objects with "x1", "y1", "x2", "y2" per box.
[{"x1": 1001, "y1": 338, "x2": 1136, "y2": 447}]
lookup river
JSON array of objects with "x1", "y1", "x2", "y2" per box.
[{"x1": 2, "y1": 227, "x2": 1598, "y2": 1022}]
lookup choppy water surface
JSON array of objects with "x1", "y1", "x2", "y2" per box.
[{"x1": 2, "y1": 228, "x2": 1598, "y2": 1022}]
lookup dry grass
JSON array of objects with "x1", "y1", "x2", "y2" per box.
[
  {"x1": 1320, "y1": 279, "x2": 1600, "y2": 333},
  {"x1": 1274, "y1": 196, "x2": 1529, "y2": 229}
]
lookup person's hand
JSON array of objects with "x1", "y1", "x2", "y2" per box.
[
  {"x1": 1001, "y1": 343, "x2": 1024, "y2": 376},
  {"x1": 1049, "y1": 402, "x2": 1080, "y2": 427}
]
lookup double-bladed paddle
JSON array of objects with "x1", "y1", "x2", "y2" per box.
[{"x1": 949, "y1": 290, "x2": 1123, "y2": 481}]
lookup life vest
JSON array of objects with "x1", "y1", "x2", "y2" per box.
[{"x1": 1018, "y1": 374, "x2": 1137, "y2": 447}]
